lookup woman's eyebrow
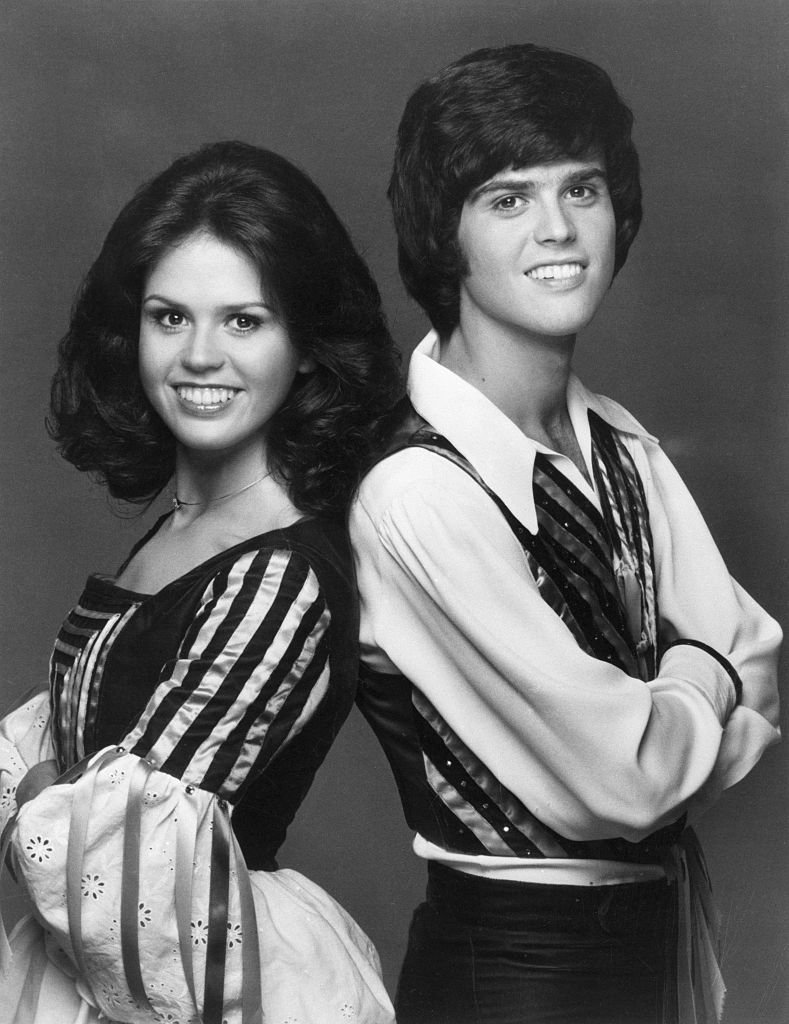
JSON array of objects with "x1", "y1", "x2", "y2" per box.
[{"x1": 142, "y1": 293, "x2": 273, "y2": 312}]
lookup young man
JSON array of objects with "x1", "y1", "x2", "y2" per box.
[{"x1": 350, "y1": 44, "x2": 782, "y2": 1024}]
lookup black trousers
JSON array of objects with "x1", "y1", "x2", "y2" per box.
[{"x1": 395, "y1": 862, "x2": 677, "y2": 1024}]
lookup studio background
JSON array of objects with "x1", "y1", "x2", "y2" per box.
[{"x1": 1, "y1": 1, "x2": 786, "y2": 1021}]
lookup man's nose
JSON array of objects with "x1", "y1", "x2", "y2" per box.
[{"x1": 534, "y1": 197, "x2": 576, "y2": 244}]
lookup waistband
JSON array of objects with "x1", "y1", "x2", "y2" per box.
[
  {"x1": 413, "y1": 833, "x2": 667, "y2": 886},
  {"x1": 425, "y1": 859, "x2": 674, "y2": 938}
]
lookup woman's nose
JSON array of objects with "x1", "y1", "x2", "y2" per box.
[{"x1": 180, "y1": 325, "x2": 225, "y2": 371}]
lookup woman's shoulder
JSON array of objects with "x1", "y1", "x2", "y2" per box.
[
  {"x1": 271, "y1": 517, "x2": 355, "y2": 598},
  {"x1": 195, "y1": 517, "x2": 355, "y2": 605},
  {"x1": 91, "y1": 517, "x2": 351, "y2": 615},
  {"x1": 227, "y1": 518, "x2": 358, "y2": 641}
]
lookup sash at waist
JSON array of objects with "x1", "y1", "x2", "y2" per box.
[{"x1": 413, "y1": 833, "x2": 667, "y2": 886}]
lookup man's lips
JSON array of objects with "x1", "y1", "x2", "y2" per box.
[{"x1": 525, "y1": 262, "x2": 584, "y2": 281}]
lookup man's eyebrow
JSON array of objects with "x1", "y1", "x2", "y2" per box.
[
  {"x1": 468, "y1": 176, "x2": 538, "y2": 201},
  {"x1": 563, "y1": 166, "x2": 608, "y2": 187},
  {"x1": 468, "y1": 166, "x2": 608, "y2": 202}
]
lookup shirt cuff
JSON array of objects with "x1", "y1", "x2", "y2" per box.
[{"x1": 660, "y1": 639, "x2": 742, "y2": 720}]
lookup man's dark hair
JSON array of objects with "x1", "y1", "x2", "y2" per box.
[
  {"x1": 389, "y1": 44, "x2": 642, "y2": 337},
  {"x1": 50, "y1": 141, "x2": 401, "y2": 516}
]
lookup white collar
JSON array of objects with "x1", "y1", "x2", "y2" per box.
[{"x1": 407, "y1": 331, "x2": 656, "y2": 534}]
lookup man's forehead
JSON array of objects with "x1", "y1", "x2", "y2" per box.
[{"x1": 469, "y1": 157, "x2": 607, "y2": 198}]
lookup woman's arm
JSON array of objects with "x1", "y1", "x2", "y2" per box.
[
  {"x1": 7, "y1": 545, "x2": 362, "y2": 1023},
  {"x1": 0, "y1": 690, "x2": 56, "y2": 830},
  {"x1": 119, "y1": 545, "x2": 339, "y2": 802}
]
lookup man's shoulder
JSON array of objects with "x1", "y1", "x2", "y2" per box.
[
  {"x1": 578, "y1": 381, "x2": 657, "y2": 445},
  {"x1": 355, "y1": 412, "x2": 488, "y2": 525},
  {"x1": 358, "y1": 443, "x2": 464, "y2": 507},
  {"x1": 373, "y1": 395, "x2": 430, "y2": 458}
]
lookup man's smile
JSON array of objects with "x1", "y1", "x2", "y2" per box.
[{"x1": 525, "y1": 262, "x2": 584, "y2": 280}]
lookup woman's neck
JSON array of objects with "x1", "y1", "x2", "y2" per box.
[
  {"x1": 171, "y1": 447, "x2": 270, "y2": 507},
  {"x1": 169, "y1": 450, "x2": 301, "y2": 534},
  {"x1": 115, "y1": 449, "x2": 303, "y2": 595}
]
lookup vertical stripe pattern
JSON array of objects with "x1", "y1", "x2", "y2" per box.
[
  {"x1": 49, "y1": 546, "x2": 333, "y2": 804},
  {"x1": 50, "y1": 602, "x2": 141, "y2": 770},
  {"x1": 122, "y1": 548, "x2": 332, "y2": 801}
]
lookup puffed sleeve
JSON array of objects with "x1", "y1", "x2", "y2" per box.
[
  {"x1": 0, "y1": 690, "x2": 55, "y2": 836},
  {"x1": 5, "y1": 548, "x2": 393, "y2": 1024},
  {"x1": 121, "y1": 546, "x2": 334, "y2": 799}
]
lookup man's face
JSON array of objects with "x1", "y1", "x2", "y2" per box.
[{"x1": 456, "y1": 156, "x2": 617, "y2": 344}]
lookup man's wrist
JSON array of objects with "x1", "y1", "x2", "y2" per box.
[{"x1": 662, "y1": 639, "x2": 742, "y2": 711}]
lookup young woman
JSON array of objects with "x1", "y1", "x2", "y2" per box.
[{"x1": 0, "y1": 141, "x2": 400, "y2": 1024}]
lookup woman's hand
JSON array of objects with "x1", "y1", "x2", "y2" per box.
[{"x1": 15, "y1": 759, "x2": 59, "y2": 807}]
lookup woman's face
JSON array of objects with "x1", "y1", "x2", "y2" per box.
[{"x1": 138, "y1": 232, "x2": 313, "y2": 462}]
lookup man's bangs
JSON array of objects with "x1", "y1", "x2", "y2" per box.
[{"x1": 463, "y1": 124, "x2": 602, "y2": 199}]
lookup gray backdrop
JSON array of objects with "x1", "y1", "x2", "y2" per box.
[{"x1": 1, "y1": 1, "x2": 786, "y2": 1021}]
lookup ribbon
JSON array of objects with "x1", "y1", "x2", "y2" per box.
[
  {"x1": 233, "y1": 835, "x2": 263, "y2": 1024},
  {"x1": 65, "y1": 747, "x2": 123, "y2": 981},
  {"x1": 0, "y1": 812, "x2": 18, "y2": 971},
  {"x1": 119, "y1": 756, "x2": 156, "y2": 1013},
  {"x1": 203, "y1": 798, "x2": 231, "y2": 1023},
  {"x1": 4, "y1": 748, "x2": 270, "y2": 1022},
  {"x1": 174, "y1": 784, "x2": 202, "y2": 1014},
  {"x1": 666, "y1": 830, "x2": 726, "y2": 1024}
]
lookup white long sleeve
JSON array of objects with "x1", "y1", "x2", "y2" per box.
[{"x1": 351, "y1": 335, "x2": 781, "y2": 845}]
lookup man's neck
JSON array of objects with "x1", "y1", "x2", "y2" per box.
[
  {"x1": 437, "y1": 316, "x2": 592, "y2": 483},
  {"x1": 439, "y1": 319, "x2": 575, "y2": 442}
]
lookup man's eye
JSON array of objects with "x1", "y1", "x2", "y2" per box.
[
  {"x1": 493, "y1": 195, "x2": 525, "y2": 212},
  {"x1": 567, "y1": 185, "x2": 595, "y2": 200}
]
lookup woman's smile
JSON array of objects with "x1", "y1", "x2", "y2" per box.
[
  {"x1": 139, "y1": 232, "x2": 312, "y2": 459},
  {"x1": 174, "y1": 384, "x2": 241, "y2": 414}
]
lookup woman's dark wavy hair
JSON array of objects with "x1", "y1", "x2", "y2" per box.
[
  {"x1": 50, "y1": 141, "x2": 402, "y2": 517},
  {"x1": 388, "y1": 44, "x2": 643, "y2": 338}
]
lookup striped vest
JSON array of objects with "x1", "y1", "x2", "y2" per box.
[{"x1": 357, "y1": 406, "x2": 684, "y2": 862}]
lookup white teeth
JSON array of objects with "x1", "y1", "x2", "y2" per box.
[
  {"x1": 176, "y1": 386, "x2": 237, "y2": 407},
  {"x1": 526, "y1": 263, "x2": 583, "y2": 280}
]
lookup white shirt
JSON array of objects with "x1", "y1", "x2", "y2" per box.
[{"x1": 350, "y1": 332, "x2": 781, "y2": 877}]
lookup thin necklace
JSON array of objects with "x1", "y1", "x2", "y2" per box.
[{"x1": 171, "y1": 470, "x2": 271, "y2": 512}]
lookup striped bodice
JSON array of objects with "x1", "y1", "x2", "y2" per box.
[
  {"x1": 50, "y1": 586, "x2": 143, "y2": 770},
  {"x1": 358, "y1": 411, "x2": 684, "y2": 862},
  {"x1": 47, "y1": 518, "x2": 358, "y2": 869}
]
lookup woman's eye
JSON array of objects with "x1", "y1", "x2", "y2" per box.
[
  {"x1": 148, "y1": 309, "x2": 186, "y2": 330},
  {"x1": 229, "y1": 314, "x2": 261, "y2": 333}
]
